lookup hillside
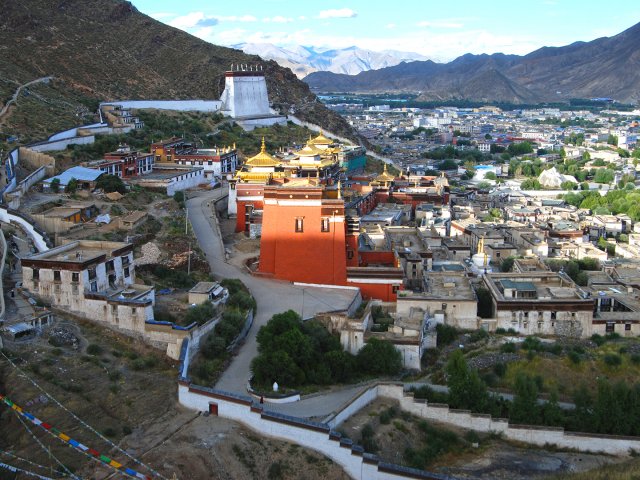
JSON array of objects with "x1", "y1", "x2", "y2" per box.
[
  {"x1": 304, "y1": 22, "x2": 640, "y2": 104},
  {"x1": 0, "y1": 0, "x2": 355, "y2": 145}
]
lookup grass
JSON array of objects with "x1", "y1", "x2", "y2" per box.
[{"x1": 547, "y1": 457, "x2": 640, "y2": 479}]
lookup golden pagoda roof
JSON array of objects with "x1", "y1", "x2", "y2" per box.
[
  {"x1": 308, "y1": 130, "x2": 332, "y2": 146},
  {"x1": 375, "y1": 164, "x2": 396, "y2": 182},
  {"x1": 235, "y1": 171, "x2": 289, "y2": 183},
  {"x1": 295, "y1": 140, "x2": 325, "y2": 157},
  {"x1": 245, "y1": 137, "x2": 281, "y2": 167}
]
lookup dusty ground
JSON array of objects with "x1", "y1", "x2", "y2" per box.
[
  {"x1": 0, "y1": 316, "x2": 348, "y2": 480},
  {"x1": 339, "y1": 399, "x2": 622, "y2": 480}
]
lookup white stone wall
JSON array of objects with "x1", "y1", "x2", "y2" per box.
[
  {"x1": 178, "y1": 384, "x2": 423, "y2": 480},
  {"x1": 101, "y1": 100, "x2": 222, "y2": 112},
  {"x1": 495, "y1": 309, "x2": 591, "y2": 338},
  {"x1": 396, "y1": 297, "x2": 478, "y2": 329},
  {"x1": 0, "y1": 208, "x2": 48, "y2": 252},
  {"x1": 221, "y1": 76, "x2": 271, "y2": 118}
]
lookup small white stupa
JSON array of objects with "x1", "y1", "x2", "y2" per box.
[{"x1": 470, "y1": 236, "x2": 492, "y2": 275}]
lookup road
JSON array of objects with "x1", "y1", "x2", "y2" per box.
[
  {"x1": 186, "y1": 188, "x2": 366, "y2": 417},
  {"x1": 0, "y1": 76, "x2": 54, "y2": 120}
]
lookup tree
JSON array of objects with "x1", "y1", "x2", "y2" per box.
[
  {"x1": 445, "y1": 350, "x2": 488, "y2": 412},
  {"x1": 484, "y1": 133, "x2": 492, "y2": 140},
  {"x1": 560, "y1": 181, "x2": 577, "y2": 190},
  {"x1": 607, "y1": 134, "x2": 618, "y2": 146},
  {"x1": 50, "y1": 177, "x2": 60, "y2": 193},
  {"x1": 593, "y1": 169, "x2": 614, "y2": 184},
  {"x1": 96, "y1": 174, "x2": 126, "y2": 194},
  {"x1": 520, "y1": 178, "x2": 541, "y2": 190},
  {"x1": 510, "y1": 373, "x2": 540, "y2": 424},
  {"x1": 542, "y1": 390, "x2": 565, "y2": 427},
  {"x1": 475, "y1": 287, "x2": 493, "y2": 318},
  {"x1": 500, "y1": 256, "x2": 516, "y2": 273},
  {"x1": 356, "y1": 338, "x2": 402, "y2": 376},
  {"x1": 65, "y1": 177, "x2": 78, "y2": 194},
  {"x1": 485, "y1": 172, "x2": 497, "y2": 180},
  {"x1": 477, "y1": 181, "x2": 491, "y2": 190}
]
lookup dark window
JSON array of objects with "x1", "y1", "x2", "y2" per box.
[
  {"x1": 295, "y1": 217, "x2": 304, "y2": 233},
  {"x1": 90, "y1": 281, "x2": 97, "y2": 292},
  {"x1": 124, "y1": 267, "x2": 130, "y2": 278},
  {"x1": 347, "y1": 250, "x2": 354, "y2": 260},
  {"x1": 321, "y1": 217, "x2": 330, "y2": 232},
  {"x1": 626, "y1": 323, "x2": 632, "y2": 331},
  {"x1": 88, "y1": 268, "x2": 97, "y2": 280},
  {"x1": 72, "y1": 272, "x2": 79, "y2": 283},
  {"x1": 53, "y1": 271, "x2": 61, "y2": 282},
  {"x1": 551, "y1": 311, "x2": 557, "y2": 320},
  {"x1": 392, "y1": 286, "x2": 399, "y2": 293},
  {"x1": 606, "y1": 323, "x2": 615, "y2": 333},
  {"x1": 33, "y1": 269, "x2": 40, "y2": 280}
]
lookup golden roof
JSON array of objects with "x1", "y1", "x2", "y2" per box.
[
  {"x1": 375, "y1": 164, "x2": 396, "y2": 182},
  {"x1": 235, "y1": 171, "x2": 289, "y2": 183},
  {"x1": 295, "y1": 141, "x2": 325, "y2": 157},
  {"x1": 308, "y1": 130, "x2": 332, "y2": 146},
  {"x1": 245, "y1": 137, "x2": 281, "y2": 167}
]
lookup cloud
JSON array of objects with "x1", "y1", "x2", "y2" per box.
[
  {"x1": 317, "y1": 8, "x2": 357, "y2": 19},
  {"x1": 197, "y1": 17, "x2": 219, "y2": 27},
  {"x1": 417, "y1": 21, "x2": 464, "y2": 29},
  {"x1": 170, "y1": 12, "x2": 206, "y2": 29},
  {"x1": 263, "y1": 16, "x2": 294, "y2": 23},
  {"x1": 218, "y1": 15, "x2": 258, "y2": 22},
  {"x1": 386, "y1": 23, "x2": 396, "y2": 29}
]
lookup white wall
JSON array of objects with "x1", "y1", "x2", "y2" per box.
[
  {"x1": 29, "y1": 135, "x2": 95, "y2": 153},
  {"x1": 178, "y1": 384, "x2": 429, "y2": 480},
  {"x1": 101, "y1": 100, "x2": 222, "y2": 112},
  {"x1": 0, "y1": 207, "x2": 48, "y2": 252}
]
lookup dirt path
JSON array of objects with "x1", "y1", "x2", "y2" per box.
[{"x1": 0, "y1": 76, "x2": 53, "y2": 121}]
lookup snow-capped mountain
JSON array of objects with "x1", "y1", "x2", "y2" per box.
[{"x1": 233, "y1": 43, "x2": 429, "y2": 78}]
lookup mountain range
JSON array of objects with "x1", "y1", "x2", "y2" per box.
[
  {"x1": 0, "y1": 0, "x2": 355, "y2": 144},
  {"x1": 304, "y1": 22, "x2": 640, "y2": 104},
  {"x1": 233, "y1": 43, "x2": 429, "y2": 78}
]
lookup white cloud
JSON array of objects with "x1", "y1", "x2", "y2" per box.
[
  {"x1": 417, "y1": 21, "x2": 464, "y2": 29},
  {"x1": 218, "y1": 15, "x2": 258, "y2": 22},
  {"x1": 317, "y1": 8, "x2": 357, "y2": 19},
  {"x1": 386, "y1": 23, "x2": 396, "y2": 29},
  {"x1": 298, "y1": 16, "x2": 306, "y2": 20},
  {"x1": 170, "y1": 12, "x2": 205, "y2": 29},
  {"x1": 263, "y1": 16, "x2": 294, "y2": 23}
]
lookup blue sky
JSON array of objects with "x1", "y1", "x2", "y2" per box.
[{"x1": 131, "y1": 0, "x2": 640, "y2": 60}]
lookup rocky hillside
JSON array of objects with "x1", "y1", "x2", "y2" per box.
[
  {"x1": 304, "y1": 22, "x2": 640, "y2": 104},
  {"x1": 0, "y1": 0, "x2": 355, "y2": 144}
]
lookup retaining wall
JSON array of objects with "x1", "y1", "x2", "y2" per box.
[
  {"x1": 0, "y1": 207, "x2": 49, "y2": 252},
  {"x1": 370, "y1": 383, "x2": 640, "y2": 456},
  {"x1": 100, "y1": 100, "x2": 222, "y2": 112},
  {"x1": 178, "y1": 382, "x2": 448, "y2": 480}
]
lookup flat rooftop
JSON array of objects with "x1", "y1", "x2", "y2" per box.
[
  {"x1": 485, "y1": 272, "x2": 585, "y2": 302},
  {"x1": 23, "y1": 240, "x2": 131, "y2": 265},
  {"x1": 418, "y1": 272, "x2": 476, "y2": 300}
]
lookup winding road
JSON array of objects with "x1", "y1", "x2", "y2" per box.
[
  {"x1": 0, "y1": 76, "x2": 53, "y2": 120},
  {"x1": 186, "y1": 188, "x2": 369, "y2": 418}
]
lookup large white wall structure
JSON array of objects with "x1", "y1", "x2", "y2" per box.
[{"x1": 220, "y1": 70, "x2": 272, "y2": 118}]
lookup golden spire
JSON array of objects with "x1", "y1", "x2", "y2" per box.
[
  {"x1": 260, "y1": 136, "x2": 266, "y2": 153},
  {"x1": 477, "y1": 235, "x2": 485, "y2": 255},
  {"x1": 337, "y1": 179, "x2": 342, "y2": 199},
  {"x1": 383, "y1": 163, "x2": 388, "y2": 174}
]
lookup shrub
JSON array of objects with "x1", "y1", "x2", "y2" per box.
[
  {"x1": 86, "y1": 344, "x2": 103, "y2": 356},
  {"x1": 500, "y1": 342, "x2": 516, "y2": 353},
  {"x1": 435, "y1": 324, "x2": 458, "y2": 347},
  {"x1": 227, "y1": 291, "x2": 256, "y2": 312},
  {"x1": 493, "y1": 362, "x2": 507, "y2": 377},
  {"x1": 469, "y1": 329, "x2": 489, "y2": 343},
  {"x1": 122, "y1": 426, "x2": 132, "y2": 435},
  {"x1": 356, "y1": 338, "x2": 402, "y2": 376},
  {"x1": 360, "y1": 424, "x2": 378, "y2": 453},
  {"x1": 568, "y1": 351, "x2": 582, "y2": 365},
  {"x1": 591, "y1": 334, "x2": 606, "y2": 346},
  {"x1": 103, "y1": 427, "x2": 117, "y2": 437},
  {"x1": 495, "y1": 327, "x2": 506, "y2": 334},
  {"x1": 603, "y1": 354, "x2": 622, "y2": 367},
  {"x1": 522, "y1": 337, "x2": 543, "y2": 351},
  {"x1": 379, "y1": 406, "x2": 397, "y2": 425},
  {"x1": 185, "y1": 302, "x2": 216, "y2": 326},
  {"x1": 220, "y1": 278, "x2": 247, "y2": 296}
]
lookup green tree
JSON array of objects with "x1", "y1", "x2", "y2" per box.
[
  {"x1": 560, "y1": 180, "x2": 577, "y2": 190},
  {"x1": 50, "y1": 177, "x2": 60, "y2": 193},
  {"x1": 65, "y1": 177, "x2": 78, "y2": 194},
  {"x1": 484, "y1": 133, "x2": 492, "y2": 140},
  {"x1": 520, "y1": 178, "x2": 541, "y2": 190},
  {"x1": 445, "y1": 350, "x2": 488, "y2": 412},
  {"x1": 500, "y1": 256, "x2": 516, "y2": 273},
  {"x1": 607, "y1": 134, "x2": 618, "y2": 146},
  {"x1": 96, "y1": 174, "x2": 126, "y2": 194},
  {"x1": 485, "y1": 172, "x2": 497, "y2": 180},
  {"x1": 356, "y1": 338, "x2": 402, "y2": 376},
  {"x1": 510, "y1": 373, "x2": 540, "y2": 424},
  {"x1": 542, "y1": 390, "x2": 565, "y2": 427}
]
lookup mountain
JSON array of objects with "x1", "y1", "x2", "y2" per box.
[
  {"x1": 304, "y1": 22, "x2": 640, "y2": 104},
  {"x1": 0, "y1": 0, "x2": 355, "y2": 145},
  {"x1": 234, "y1": 43, "x2": 429, "y2": 78}
]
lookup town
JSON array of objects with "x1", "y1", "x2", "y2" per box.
[{"x1": 2, "y1": 7, "x2": 640, "y2": 479}]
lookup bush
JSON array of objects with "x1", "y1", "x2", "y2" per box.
[
  {"x1": 603, "y1": 354, "x2": 622, "y2": 367},
  {"x1": 103, "y1": 427, "x2": 117, "y2": 437},
  {"x1": 436, "y1": 324, "x2": 458, "y2": 347},
  {"x1": 220, "y1": 278, "x2": 248, "y2": 296},
  {"x1": 356, "y1": 338, "x2": 402, "y2": 376},
  {"x1": 86, "y1": 344, "x2": 103, "y2": 356},
  {"x1": 96, "y1": 174, "x2": 126, "y2": 194},
  {"x1": 379, "y1": 406, "x2": 397, "y2": 424},
  {"x1": 493, "y1": 362, "x2": 507, "y2": 377},
  {"x1": 360, "y1": 423, "x2": 378, "y2": 453},
  {"x1": 591, "y1": 334, "x2": 606, "y2": 346},
  {"x1": 469, "y1": 329, "x2": 489, "y2": 343},
  {"x1": 522, "y1": 337, "x2": 543, "y2": 351},
  {"x1": 501, "y1": 342, "x2": 516, "y2": 353},
  {"x1": 568, "y1": 351, "x2": 582, "y2": 364},
  {"x1": 185, "y1": 302, "x2": 216, "y2": 326},
  {"x1": 495, "y1": 327, "x2": 507, "y2": 334},
  {"x1": 227, "y1": 291, "x2": 256, "y2": 312}
]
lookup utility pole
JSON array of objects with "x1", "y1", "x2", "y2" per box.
[{"x1": 187, "y1": 241, "x2": 191, "y2": 275}]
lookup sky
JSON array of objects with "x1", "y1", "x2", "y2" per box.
[{"x1": 131, "y1": 0, "x2": 640, "y2": 61}]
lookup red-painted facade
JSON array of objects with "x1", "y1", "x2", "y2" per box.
[
  {"x1": 259, "y1": 186, "x2": 347, "y2": 285},
  {"x1": 347, "y1": 282, "x2": 399, "y2": 302},
  {"x1": 359, "y1": 251, "x2": 396, "y2": 267}
]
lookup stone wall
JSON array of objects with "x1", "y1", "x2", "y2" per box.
[{"x1": 18, "y1": 148, "x2": 55, "y2": 174}]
